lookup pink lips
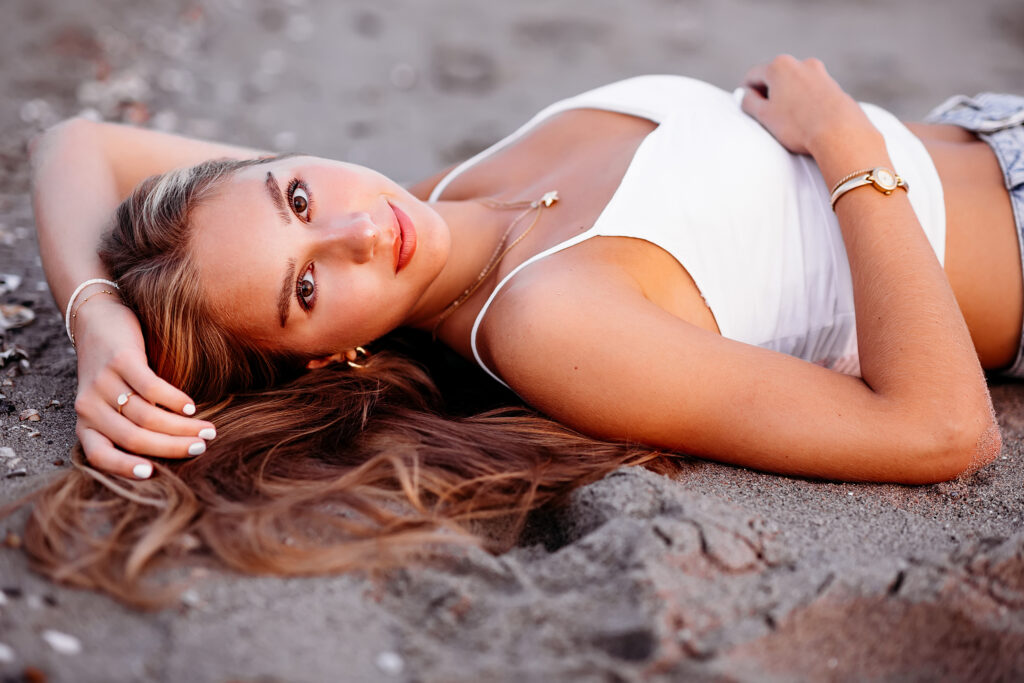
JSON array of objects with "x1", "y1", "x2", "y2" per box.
[{"x1": 390, "y1": 201, "x2": 417, "y2": 273}]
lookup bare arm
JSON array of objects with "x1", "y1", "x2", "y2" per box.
[
  {"x1": 32, "y1": 118, "x2": 269, "y2": 312},
  {"x1": 30, "y1": 118, "x2": 269, "y2": 478},
  {"x1": 485, "y1": 57, "x2": 998, "y2": 484},
  {"x1": 738, "y1": 57, "x2": 995, "y2": 447}
]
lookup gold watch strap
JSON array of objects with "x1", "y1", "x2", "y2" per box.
[{"x1": 829, "y1": 166, "x2": 909, "y2": 211}]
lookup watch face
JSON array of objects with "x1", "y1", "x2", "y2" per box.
[{"x1": 873, "y1": 167, "x2": 897, "y2": 191}]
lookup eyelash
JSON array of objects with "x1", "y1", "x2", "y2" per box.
[
  {"x1": 287, "y1": 177, "x2": 316, "y2": 311},
  {"x1": 286, "y1": 177, "x2": 313, "y2": 221},
  {"x1": 295, "y1": 262, "x2": 317, "y2": 312}
]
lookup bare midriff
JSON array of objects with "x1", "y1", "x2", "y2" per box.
[{"x1": 906, "y1": 122, "x2": 1022, "y2": 369}]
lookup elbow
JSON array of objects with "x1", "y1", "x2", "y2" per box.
[
  {"x1": 907, "y1": 409, "x2": 1002, "y2": 484},
  {"x1": 28, "y1": 117, "x2": 94, "y2": 168}
]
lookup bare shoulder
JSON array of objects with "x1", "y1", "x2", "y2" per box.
[{"x1": 476, "y1": 260, "x2": 712, "y2": 443}]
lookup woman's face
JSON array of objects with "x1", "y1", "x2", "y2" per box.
[{"x1": 189, "y1": 155, "x2": 450, "y2": 359}]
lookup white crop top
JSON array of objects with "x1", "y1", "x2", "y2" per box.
[{"x1": 428, "y1": 75, "x2": 946, "y2": 388}]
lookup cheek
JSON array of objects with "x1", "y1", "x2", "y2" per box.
[
  {"x1": 343, "y1": 288, "x2": 409, "y2": 341},
  {"x1": 415, "y1": 213, "x2": 451, "y2": 272}
]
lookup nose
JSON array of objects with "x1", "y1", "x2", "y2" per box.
[{"x1": 317, "y1": 212, "x2": 380, "y2": 264}]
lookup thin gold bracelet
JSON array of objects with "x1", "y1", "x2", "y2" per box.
[{"x1": 69, "y1": 289, "x2": 120, "y2": 346}]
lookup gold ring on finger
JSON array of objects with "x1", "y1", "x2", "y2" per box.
[{"x1": 117, "y1": 390, "x2": 134, "y2": 415}]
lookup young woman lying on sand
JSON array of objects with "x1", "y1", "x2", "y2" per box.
[{"x1": 22, "y1": 56, "x2": 1021, "y2": 603}]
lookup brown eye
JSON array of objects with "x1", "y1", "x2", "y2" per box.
[
  {"x1": 287, "y1": 181, "x2": 311, "y2": 220},
  {"x1": 296, "y1": 267, "x2": 316, "y2": 310}
]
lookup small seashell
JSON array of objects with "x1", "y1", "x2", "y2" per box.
[
  {"x1": 375, "y1": 651, "x2": 404, "y2": 675},
  {"x1": 27, "y1": 431, "x2": 40, "y2": 438},
  {"x1": 19, "y1": 99, "x2": 57, "y2": 126},
  {"x1": 19, "y1": 409, "x2": 40, "y2": 422},
  {"x1": 48, "y1": 400, "x2": 62, "y2": 408},
  {"x1": 42, "y1": 629, "x2": 82, "y2": 655},
  {"x1": 0, "y1": 304, "x2": 35, "y2": 331},
  {"x1": 180, "y1": 589, "x2": 201, "y2": 607},
  {"x1": 0, "y1": 447, "x2": 14, "y2": 459},
  {"x1": 0, "y1": 274, "x2": 21, "y2": 296},
  {"x1": 0, "y1": 346, "x2": 29, "y2": 369},
  {"x1": 5, "y1": 468, "x2": 27, "y2": 478},
  {"x1": 3, "y1": 531, "x2": 21, "y2": 549}
]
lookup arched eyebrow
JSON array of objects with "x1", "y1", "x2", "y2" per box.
[
  {"x1": 265, "y1": 171, "x2": 292, "y2": 225},
  {"x1": 278, "y1": 258, "x2": 296, "y2": 327}
]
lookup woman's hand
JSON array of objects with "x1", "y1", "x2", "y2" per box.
[
  {"x1": 739, "y1": 55, "x2": 874, "y2": 157},
  {"x1": 72, "y1": 298, "x2": 216, "y2": 479}
]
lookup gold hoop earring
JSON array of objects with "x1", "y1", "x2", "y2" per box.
[{"x1": 347, "y1": 346, "x2": 370, "y2": 368}]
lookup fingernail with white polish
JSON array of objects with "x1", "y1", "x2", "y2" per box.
[
  {"x1": 183, "y1": 403, "x2": 196, "y2": 416},
  {"x1": 198, "y1": 428, "x2": 216, "y2": 440},
  {"x1": 133, "y1": 462, "x2": 153, "y2": 479},
  {"x1": 188, "y1": 441, "x2": 206, "y2": 456}
]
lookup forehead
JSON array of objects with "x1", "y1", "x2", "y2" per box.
[{"x1": 189, "y1": 169, "x2": 284, "y2": 336}]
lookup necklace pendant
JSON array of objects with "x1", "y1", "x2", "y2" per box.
[{"x1": 540, "y1": 190, "x2": 559, "y2": 208}]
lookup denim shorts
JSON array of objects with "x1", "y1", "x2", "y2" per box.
[{"x1": 925, "y1": 93, "x2": 1024, "y2": 377}]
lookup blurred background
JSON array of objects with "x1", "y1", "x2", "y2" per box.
[{"x1": 2, "y1": 0, "x2": 1022, "y2": 184}]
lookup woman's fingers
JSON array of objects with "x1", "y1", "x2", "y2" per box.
[
  {"x1": 113, "y1": 351, "x2": 198, "y2": 416},
  {"x1": 96, "y1": 403, "x2": 208, "y2": 459},
  {"x1": 78, "y1": 426, "x2": 156, "y2": 480},
  {"x1": 68, "y1": 299, "x2": 212, "y2": 476},
  {"x1": 739, "y1": 85, "x2": 767, "y2": 120},
  {"x1": 737, "y1": 55, "x2": 857, "y2": 156},
  {"x1": 102, "y1": 350, "x2": 217, "y2": 438},
  {"x1": 741, "y1": 61, "x2": 771, "y2": 97},
  {"x1": 117, "y1": 392, "x2": 216, "y2": 440},
  {"x1": 76, "y1": 371, "x2": 212, "y2": 461}
]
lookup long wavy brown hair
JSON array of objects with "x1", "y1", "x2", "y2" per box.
[{"x1": 18, "y1": 157, "x2": 683, "y2": 608}]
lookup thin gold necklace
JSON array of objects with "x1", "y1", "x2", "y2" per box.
[{"x1": 431, "y1": 190, "x2": 559, "y2": 340}]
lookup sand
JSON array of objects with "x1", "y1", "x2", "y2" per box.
[{"x1": 1, "y1": 0, "x2": 1023, "y2": 680}]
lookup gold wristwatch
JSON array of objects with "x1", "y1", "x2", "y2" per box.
[{"x1": 829, "y1": 166, "x2": 909, "y2": 211}]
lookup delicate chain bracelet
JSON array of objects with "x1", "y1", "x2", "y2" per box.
[
  {"x1": 64, "y1": 278, "x2": 120, "y2": 346},
  {"x1": 69, "y1": 289, "x2": 119, "y2": 346}
]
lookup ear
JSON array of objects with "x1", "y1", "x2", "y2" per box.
[{"x1": 305, "y1": 352, "x2": 347, "y2": 370}]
